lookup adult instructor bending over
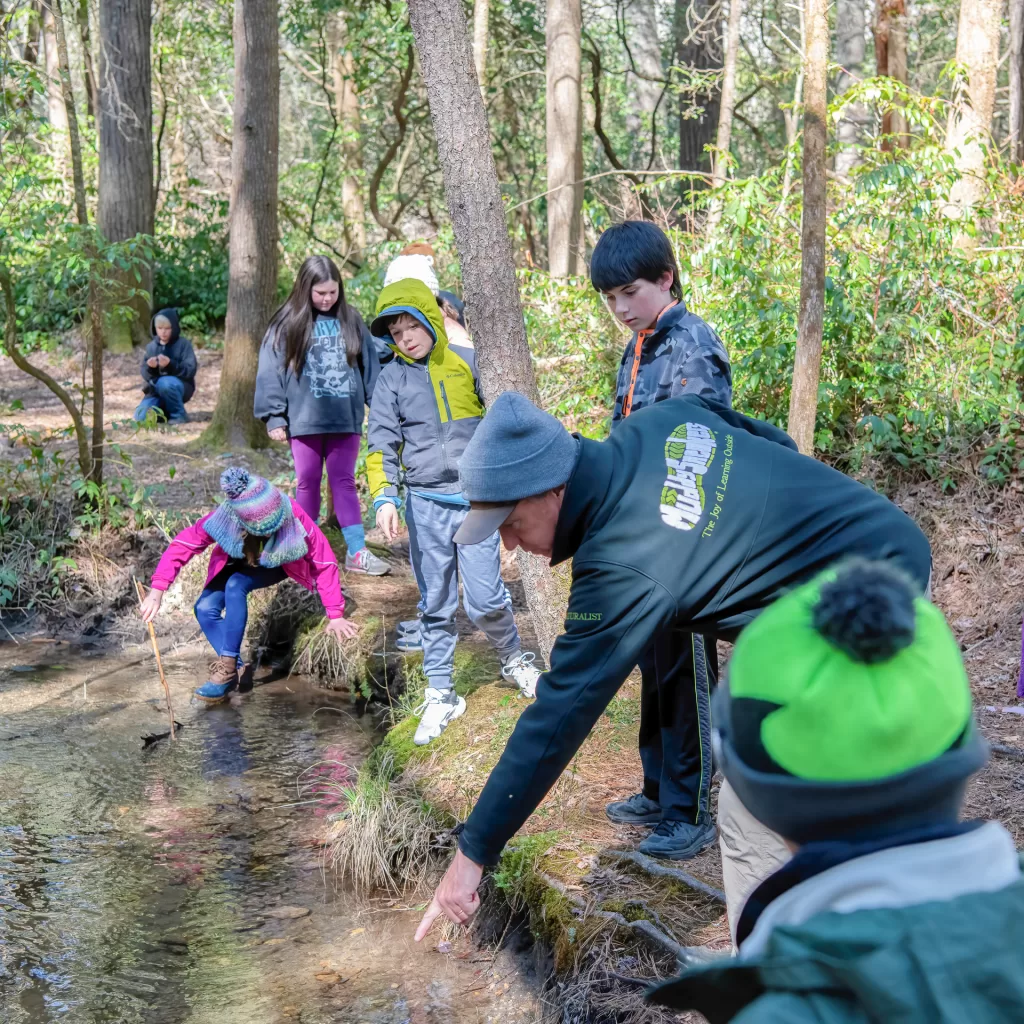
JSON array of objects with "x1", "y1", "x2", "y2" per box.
[{"x1": 415, "y1": 392, "x2": 932, "y2": 940}]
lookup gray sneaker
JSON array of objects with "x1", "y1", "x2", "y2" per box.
[
  {"x1": 606, "y1": 792, "x2": 662, "y2": 825},
  {"x1": 345, "y1": 548, "x2": 391, "y2": 575},
  {"x1": 639, "y1": 819, "x2": 717, "y2": 860},
  {"x1": 398, "y1": 615, "x2": 422, "y2": 635}
]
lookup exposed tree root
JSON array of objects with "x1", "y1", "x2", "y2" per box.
[{"x1": 602, "y1": 848, "x2": 727, "y2": 904}]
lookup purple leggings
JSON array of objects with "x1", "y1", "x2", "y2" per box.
[{"x1": 290, "y1": 432, "x2": 362, "y2": 526}]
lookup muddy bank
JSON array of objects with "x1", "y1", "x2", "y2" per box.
[{"x1": 0, "y1": 647, "x2": 544, "y2": 1024}]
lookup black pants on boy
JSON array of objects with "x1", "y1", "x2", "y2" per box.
[{"x1": 638, "y1": 629, "x2": 718, "y2": 826}]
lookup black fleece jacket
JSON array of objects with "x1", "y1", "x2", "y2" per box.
[
  {"x1": 140, "y1": 308, "x2": 198, "y2": 402},
  {"x1": 457, "y1": 396, "x2": 932, "y2": 866}
]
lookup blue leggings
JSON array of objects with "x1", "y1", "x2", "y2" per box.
[{"x1": 194, "y1": 564, "x2": 286, "y2": 660}]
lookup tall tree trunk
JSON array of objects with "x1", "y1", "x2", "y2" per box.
[
  {"x1": 326, "y1": 12, "x2": 366, "y2": 254},
  {"x1": 42, "y1": 6, "x2": 69, "y2": 148},
  {"x1": 835, "y1": 0, "x2": 868, "y2": 174},
  {"x1": 874, "y1": 0, "x2": 908, "y2": 150},
  {"x1": 76, "y1": 0, "x2": 97, "y2": 118},
  {"x1": 1010, "y1": 0, "x2": 1024, "y2": 164},
  {"x1": 472, "y1": 0, "x2": 489, "y2": 91},
  {"x1": 944, "y1": 0, "x2": 1001, "y2": 240},
  {"x1": 98, "y1": 0, "x2": 152, "y2": 351},
  {"x1": 203, "y1": 0, "x2": 278, "y2": 450},
  {"x1": 779, "y1": 2, "x2": 805, "y2": 205},
  {"x1": 407, "y1": 0, "x2": 570, "y2": 661},
  {"x1": 547, "y1": 0, "x2": 583, "y2": 276},
  {"x1": 787, "y1": 0, "x2": 828, "y2": 455},
  {"x1": 675, "y1": 0, "x2": 721, "y2": 181},
  {"x1": 52, "y1": 0, "x2": 104, "y2": 485},
  {"x1": 707, "y1": 0, "x2": 742, "y2": 230},
  {"x1": 23, "y1": 1, "x2": 42, "y2": 65}
]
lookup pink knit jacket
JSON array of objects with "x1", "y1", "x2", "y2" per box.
[{"x1": 150, "y1": 499, "x2": 344, "y2": 618}]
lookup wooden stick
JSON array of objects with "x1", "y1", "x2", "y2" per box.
[{"x1": 134, "y1": 578, "x2": 176, "y2": 741}]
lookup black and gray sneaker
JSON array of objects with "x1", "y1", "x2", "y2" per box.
[
  {"x1": 639, "y1": 819, "x2": 717, "y2": 860},
  {"x1": 605, "y1": 792, "x2": 662, "y2": 825}
]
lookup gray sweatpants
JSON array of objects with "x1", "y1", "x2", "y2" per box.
[{"x1": 406, "y1": 493, "x2": 521, "y2": 690}]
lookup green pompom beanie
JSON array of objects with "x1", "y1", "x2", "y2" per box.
[{"x1": 715, "y1": 559, "x2": 987, "y2": 843}]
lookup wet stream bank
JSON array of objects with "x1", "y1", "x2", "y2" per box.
[{"x1": 0, "y1": 647, "x2": 543, "y2": 1024}]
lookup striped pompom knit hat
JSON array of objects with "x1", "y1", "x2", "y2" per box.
[
  {"x1": 219, "y1": 467, "x2": 285, "y2": 535},
  {"x1": 202, "y1": 467, "x2": 308, "y2": 567}
]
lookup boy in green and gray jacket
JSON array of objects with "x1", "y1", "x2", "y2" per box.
[{"x1": 367, "y1": 280, "x2": 540, "y2": 745}]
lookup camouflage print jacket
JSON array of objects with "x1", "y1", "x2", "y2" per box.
[{"x1": 611, "y1": 301, "x2": 732, "y2": 428}]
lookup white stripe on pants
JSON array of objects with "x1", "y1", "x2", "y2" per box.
[{"x1": 406, "y1": 492, "x2": 521, "y2": 690}]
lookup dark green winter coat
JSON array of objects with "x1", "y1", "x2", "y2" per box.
[{"x1": 650, "y1": 858, "x2": 1024, "y2": 1023}]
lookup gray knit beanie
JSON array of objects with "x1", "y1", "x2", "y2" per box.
[{"x1": 453, "y1": 392, "x2": 579, "y2": 545}]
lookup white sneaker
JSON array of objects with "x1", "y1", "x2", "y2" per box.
[
  {"x1": 502, "y1": 651, "x2": 541, "y2": 699},
  {"x1": 413, "y1": 688, "x2": 466, "y2": 746}
]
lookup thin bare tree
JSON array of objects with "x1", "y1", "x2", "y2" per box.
[
  {"x1": 874, "y1": 0, "x2": 908, "y2": 149},
  {"x1": 472, "y1": 0, "x2": 489, "y2": 91},
  {"x1": 546, "y1": 0, "x2": 584, "y2": 276},
  {"x1": 944, "y1": 0, "x2": 1001, "y2": 242},
  {"x1": 835, "y1": 0, "x2": 868, "y2": 174},
  {"x1": 1009, "y1": 0, "x2": 1023, "y2": 164},
  {"x1": 787, "y1": 0, "x2": 828, "y2": 454},
  {"x1": 326, "y1": 11, "x2": 366, "y2": 253},
  {"x1": 707, "y1": 0, "x2": 743, "y2": 230}
]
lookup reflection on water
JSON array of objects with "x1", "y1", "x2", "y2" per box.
[{"x1": 0, "y1": 656, "x2": 376, "y2": 1024}]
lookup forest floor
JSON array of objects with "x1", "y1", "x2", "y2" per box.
[{"x1": 3, "y1": 346, "x2": 1024, "y2": 1022}]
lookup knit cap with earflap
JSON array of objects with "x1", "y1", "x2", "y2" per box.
[
  {"x1": 383, "y1": 244, "x2": 439, "y2": 296},
  {"x1": 715, "y1": 559, "x2": 987, "y2": 844},
  {"x1": 202, "y1": 467, "x2": 308, "y2": 568}
]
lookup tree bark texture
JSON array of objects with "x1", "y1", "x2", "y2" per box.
[
  {"x1": 53, "y1": 0, "x2": 103, "y2": 484},
  {"x1": 707, "y1": 0, "x2": 742, "y2": 230},
  {"x1": 944, "y1": 0, "x2": 1001, "y2": 230},
  {"x1": 204, "y1": 0, "x2": 279, "y2": 450},
  {"x1": 472, "y1": 0, "x2": 489, "y2": 90},
  {"x1": 42, "y1": 8, "x2": 69, "y2": 137},
  {"x1": 1010, "y1": 0, "x2": 1024, "y2": 164},
  {"x1": 675, "y1": 0, "x2": 721, "y2": 181},
  {"x1": 787, "y1": 0, "x2": 828, "y2": 455},
  {"x1": 624, "y1": 0, "x2": 663, "y2": 151},
  {"x1": 327, "y1": 12, "x2": 366, "y2": 253},
  {"x1": 76, "y1": 0, "x2": 97, "y2": 117},
  {"x1": 874, "y1": 0, "x2": 908, "y2": 149},
  {"x1": 406, "y1": 0, "x2": 569, "y2": 662},
  {"x1": 98, "y1": 0, "x2": 153, "y2": 349},
  {"x1": 546, "y1": 0, "x2": 584, "y2": 276},
  {"x1": 835, "y1": 0, "x2": 868, "y2": 174}
]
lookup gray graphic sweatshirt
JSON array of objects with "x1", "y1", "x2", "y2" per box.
[{"x1": 254, "y1": 312, "x2": 380, "y2": 437}]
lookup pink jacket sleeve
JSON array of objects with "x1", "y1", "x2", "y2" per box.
[
  {"x1": 292, "y1": 501, "x2": 345, "y2": 619},
  {"x1": 151, "y1": 512, "x2": 215, "y2": 591}
]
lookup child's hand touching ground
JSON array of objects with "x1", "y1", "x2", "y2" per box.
[
  {"x1": 326, "y1": 617, "x2": 358, "y2": 641},
  {"x1": 376, "y1": 503, "x2": 399, "y2": 541},
  {"x1": 140, "y1": 589, "x2": 163, "y2": 622}
]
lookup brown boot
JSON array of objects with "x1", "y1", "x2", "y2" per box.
[{"x1": 195, "y1": 655, "x2": 240, "y2": 703}]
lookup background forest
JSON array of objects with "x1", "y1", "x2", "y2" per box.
[{"x1": 1, "y1": 0, "x2": 1023, "y2": 560}]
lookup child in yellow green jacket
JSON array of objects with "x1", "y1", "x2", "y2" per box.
[{"x1": 367, "y1": 280, "x2": 540, "y2": 744}]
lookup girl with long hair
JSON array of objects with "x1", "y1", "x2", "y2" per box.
[{"x1": 255, "y1": 255, "x2": 390, "y2": 575}]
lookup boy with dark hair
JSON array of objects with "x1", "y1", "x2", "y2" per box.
[
  {"x1": 648, "y1": 559, "x2": 1023, "y2": 1022},
  {"x1": 134, "y1": 308, "x2": 198, "y2": 425},
  {"x1": 366, "y1": 279, "x2": 540, "y2": 745},
  {"x1": 590, "y1": 220, "x2": 733, "y2": 860}
]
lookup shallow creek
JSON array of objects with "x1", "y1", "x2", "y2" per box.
[{"x1": 0, "y1": 646, "x2": 541, "y2": 1024}]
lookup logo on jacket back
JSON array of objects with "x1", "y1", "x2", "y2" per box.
[{"x1": 660, "y1": 422, "x2": 716, "y2": 530}]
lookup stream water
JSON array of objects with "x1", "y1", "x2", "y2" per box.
[{"x1": 0, "y1": 647, "x2": 541, "y2": 1024}]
